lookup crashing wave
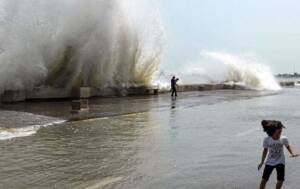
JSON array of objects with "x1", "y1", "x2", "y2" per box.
[{"x1": 0, "y1": 0, "x2": 165, "y2": 94}]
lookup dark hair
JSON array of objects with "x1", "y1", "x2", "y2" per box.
[{"x1": 261, "y1": 120, "x2": 284, "y2": 136}]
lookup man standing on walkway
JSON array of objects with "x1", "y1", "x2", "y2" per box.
[{"x1": 171, "y1": 76, "x2": 179, "y2": 97}]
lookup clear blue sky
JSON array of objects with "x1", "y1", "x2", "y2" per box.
[{"x1": 159, "y1": 0, "x2": 300, "y2": 73}]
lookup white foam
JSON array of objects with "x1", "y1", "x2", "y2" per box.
[
  {"x1": 0, "y1": 120, "x2": 66, "y2": 141},
  {"x1": 0, "y1": 0, "x2": 164, "y2": 93},
  {"x1": 201, "y1": 51, "x2": 282, "y2": 91},
  {"x1": 157, "y1": 51, "x2": 281, "y2": 91}
]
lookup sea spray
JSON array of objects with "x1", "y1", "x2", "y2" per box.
[
  {"x1": 0, "y1": 0, "x2": 165, "y2": 94},
  {"x1": 156, "y1": 51, "x2": 281, "y2": 91},
  {"x1": 201, "y1": 51, "x2": 281, "y2": 90}
]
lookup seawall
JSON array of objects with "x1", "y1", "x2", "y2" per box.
[{"x1": 0, "y1": 81, "x2": 297, "y2": 103}]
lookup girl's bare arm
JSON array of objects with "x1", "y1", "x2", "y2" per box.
[
  {"x1": 286, "y1": 146, "x2": 299, "y2": 157},
  {"x1": 258, "y1": 148, "x2": 268, "y2": 170}
]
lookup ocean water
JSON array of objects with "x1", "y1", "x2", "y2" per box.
[{"x1": 1, "y1": 88, "x2": 300, "y2": 189}]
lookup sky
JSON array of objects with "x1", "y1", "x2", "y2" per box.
[{"x1": 159, "y1": 0, "x2": 300, "y2": 74}]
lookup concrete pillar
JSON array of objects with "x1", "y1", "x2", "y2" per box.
[{"x1": 71, "y1": 99, "x2": 89, "y2": 114}]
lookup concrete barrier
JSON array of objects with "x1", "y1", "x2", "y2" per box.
[
  {"x1": 279, "y1": 81, "x2": 295, "y2": 87},
  {"x1": 0, "y1": 84, "x2": 247, "y2": 102},
  {"x1": 127, "y1": 86, "x2": 159, "y2": 96},
  {"x1": 177, "y1": 84, "x2": 242, "y2": 92},
  {"x1": 1, "y1": 90, "x2": 26, "y2": 103},
  {"x1": 26, "y1": 87, "x2": 70, "y2": 100}
]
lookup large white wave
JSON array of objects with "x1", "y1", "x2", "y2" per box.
[
  {"x1": 156, "y1": 51, "x2": 281, "y2": 91},
  {"x1": 201, "y1": 51, "x2": 281, "y2": 90},
  {"x1": 0, "y1": 0, "x2": 165, "y2": 94}
]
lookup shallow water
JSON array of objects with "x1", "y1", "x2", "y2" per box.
[{"x1": 1, "y1": 89, "x2": 300, "y2": 189}]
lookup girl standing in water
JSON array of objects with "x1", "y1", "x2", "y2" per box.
[{"x1": 258, "y1": 120, "x2": 298, "y2": 189}]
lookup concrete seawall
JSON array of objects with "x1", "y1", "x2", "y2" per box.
[
  {"x1": 176, "y1": 84, "x2": 245, "y2": 92},
  {"x1": 0, "y1": 81, "x2": 297, "y2": 103},
  {"x1": 0, "y1": 84, "x2": 240, "y2": 102},
  {"x1": 279, "y1": 81, "x2": 299, "y2": 87},
  {"x1": 0, "y1": 86, "x2": 161, "y2": 103}
]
